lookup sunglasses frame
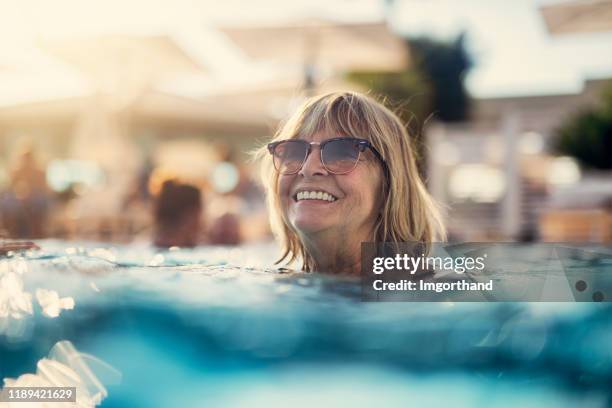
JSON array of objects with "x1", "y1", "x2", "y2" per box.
[{"x1": 267, "y1": 137, "x2": 386, "y2": 175}]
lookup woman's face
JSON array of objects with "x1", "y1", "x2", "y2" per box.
[{"x1": 278, "y1": 131, "x2": 384, "y2": 242}]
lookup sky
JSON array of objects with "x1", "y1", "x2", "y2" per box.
[
  {"x1": 391, "y1": 0, "x2": 612, "y2": 97},
  {"x1": 0, "y1": 0, "x2": 611, "y2": 99}
]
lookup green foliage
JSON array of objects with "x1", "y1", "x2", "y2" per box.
[
  {"x1": 555, "y1": 84, "x2": 612, "y2": 170},
  {"x1": 408, "y1": 33, "x2": 472, "y2": 122},
  {"x1": 345, "y1": 69, "x2": 429, "y2": 129},
  {"x1": 347, "y1": 33, "x2": 472, "y2": 127},
  {"x1": 346, "y1": 33, "x2": 473, "y2": 173}
]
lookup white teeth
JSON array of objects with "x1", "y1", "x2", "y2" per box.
[{"x1": 295, "y1": 190, "x2": 337, "y2": 202}]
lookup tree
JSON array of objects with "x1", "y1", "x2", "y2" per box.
[
  {"x1": 347, "y1": 33, "x2": 473, "y2": 168},
  {"x1": 346, "y1": 69, "x2": 429, "y2": 134},
  {"x1": 408, "y1": 33, "x2": 472, "y2": 122},
  {"x1": 347, "y1": 33, "x2": 473, "y2": 126},
  {"x1": 555, "y1": 84, "x2": 612, "y2": 170}
]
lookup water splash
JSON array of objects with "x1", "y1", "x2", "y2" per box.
[
  {"x1": 1, "y1": 340, "x2": 121, "y2": 407},
  {"x1": 0, "y1": 257, "x2": 75, "y2": 339},
  {"x1": 36, "y1": 289, "x2": 75, "y2": 318}
]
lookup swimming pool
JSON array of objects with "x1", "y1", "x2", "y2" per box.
[{"x1": 1, "y1": 240, "x2": 611, "y2": 407}]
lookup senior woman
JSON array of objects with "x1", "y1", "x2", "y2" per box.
[{"x1": 257, "y1": 91, "x2": 446, "y2": 275}]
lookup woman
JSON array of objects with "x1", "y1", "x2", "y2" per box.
[{"x1": 256, "y1": 91, "x2": 446, "y2": 274}]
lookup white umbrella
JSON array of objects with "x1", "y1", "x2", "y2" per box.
[
  {"x1": 540, "y1": 0, "x2": 612, "y2": 35},
  {"x1": 43, "y1": 34, "x2": 207, "y2": 109},
  {"x1": 218, "y1": 19, "x2": 409, "y2": 91},
  {"x1": 219, "y1": 19, "x2": 408, "y2": 71}
]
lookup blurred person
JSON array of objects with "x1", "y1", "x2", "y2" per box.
[
  {"x1": 235, "y1": 163, "x2": 266, "y2": 210},
  {"x1": 1, "y1": 145, "x2": 51, "y2": 238},
  {"x1": 205, "y1": 146, "x2": 255, "y2": 245},
  {"x1": 231, "y1": 166, "x2": 271, "y2": 242},
  {"x1": 208, "y1": 212, "x2": 241, "y2": 245},
  {"x1": 204, "y1": 192, "x2": 243, "y2": 246},
  {"x1": 256, "y1": 91, "x2": 446, "y2": 274},
  {"x1": 122, "y1": 155, "x2": 155, "y2": 211},
  {"x1": 153, "y1": 179, "x2": 202, "y2": 248},
  {"x1": 120, "y1": 157, "x2": 157, "y2": 240}
]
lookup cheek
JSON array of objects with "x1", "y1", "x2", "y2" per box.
[
  {"x1": 352, "y1": 166, "x2": 383, "y2": 215},
  {"x1": 277, "y1": 175, "x2": 293, "y2": 209}
]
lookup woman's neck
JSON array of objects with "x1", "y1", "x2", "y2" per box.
[{"x1": 299, "y1": 228, "x2": 371, "y2": 275}]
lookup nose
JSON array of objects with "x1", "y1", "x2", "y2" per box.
[{"x1": 298, "y1": 145, "x2": 329, "y2": 177}]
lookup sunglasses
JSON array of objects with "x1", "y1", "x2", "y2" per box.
[{"x1": 267, "y1": 137, "x2": 385, "y2": 175}]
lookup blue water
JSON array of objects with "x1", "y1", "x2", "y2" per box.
[{"x1": 1, "y1": 240, "x2": 611, "y2": 407}]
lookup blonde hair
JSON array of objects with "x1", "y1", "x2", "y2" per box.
[{"x1": 254, "y1": 91, "x2": 446, "y2": 271}]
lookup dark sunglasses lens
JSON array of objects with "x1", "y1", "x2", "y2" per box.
[
  {"x1": 273, "y1": 141, "x2": 308, "y2": 174},
  {"x1": 322, "y1": 139, "x2": 360, "y2": 173}
]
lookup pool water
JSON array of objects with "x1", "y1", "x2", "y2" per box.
[{"x1": 1, "y1": 240, "x2": 611, "y2": 407}]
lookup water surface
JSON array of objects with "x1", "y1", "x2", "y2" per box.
[{"x1": 1, "y1": 240, "x2": 610, "y2": 407}]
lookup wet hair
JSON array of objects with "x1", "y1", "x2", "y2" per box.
[{"x1": 254, "y1": 91, "x2": 446, "y2": 271}]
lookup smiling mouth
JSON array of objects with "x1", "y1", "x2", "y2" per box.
[{"x1": 294, "y1": 190, "x2": 337, "y2": 202}]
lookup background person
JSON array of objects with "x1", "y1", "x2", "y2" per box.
[
  {"x1": 153, "y1": 179, "x2": 202, "y2": 248},
  {"x1": 1, "y1": 145, "x2": 51, "y2": 238}
]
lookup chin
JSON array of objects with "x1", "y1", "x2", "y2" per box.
[{"x1": 291, "y1": 217, "x2": 333, "y2": 235}]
